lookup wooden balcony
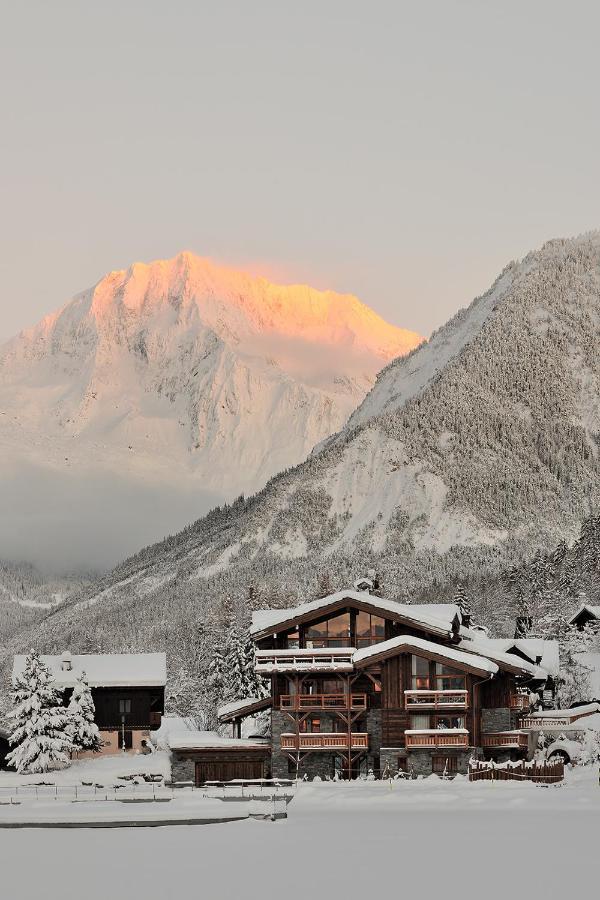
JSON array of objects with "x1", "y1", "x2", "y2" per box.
[
  {"x1": 405, "y1": 729, "x2": 469, "y2": 749},
  {"x1": 280, "y1": 732, "x2": 369, "y2": 751},
  {"x1": 280, "y1": 693, "x2": 367, "y2": 711},
  {"x1": 520, "y1": 716, "x2": 571, "y2": 729},
  {"x1": 255, "y1": 649, "x2": 355, "y2": 674},
  {"x1": 509, "y1": 695, "x2": 530, "y2": 711},
  {"x1": 481, "y1": 731, "x2": 529, "y2": 749},
  {"x1": 404, "y1": 690, "x2": 469, "y2": 710}
]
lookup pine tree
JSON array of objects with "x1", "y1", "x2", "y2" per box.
[
  {"x1": 7, "y1": 650, "x2": 73, "y2": 774},
  {"x1": 224, "y1": 624, "x2": 249, "y2": 702},
  {"x1": 243, "y1": 631, "x2": 268, "y2": 699},
  {"x1": 68, "y1": 672, "x2": 102, "y2": 754}
]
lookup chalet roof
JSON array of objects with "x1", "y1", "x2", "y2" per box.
[
  {"x1": 458, "y1": 636, "x2": 560, "y2": 678},
  {"x1": 527, "y1": 702, "x2": 600, "y2": 720},
  {"x1": 11, "y1": 652, "x2": 167, "y2": 689},
  {"x1": 217, "y1": 696, "x2": 273, "y2": 723},
  {"x1": 457, "y1": 640, "x2": 539, "y2": 677},
  {"x1": 568, "y1": 604, "x2": 600, "y2": 625},
  {"x1": 251, "y1": 591, "x2": 458, "y2": 640},
  {"x1": 168, "y1": 730, "x2": 270, "y2": 751},
  {"x1": 353, "y1": 634, "x2": 498, "y2": 677}
]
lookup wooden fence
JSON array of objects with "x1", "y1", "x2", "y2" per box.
[{"x1": 468, "y1": 759, "x2": 564, "y2": 783}]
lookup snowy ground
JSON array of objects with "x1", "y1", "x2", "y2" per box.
[
  {"x1": 1, "y1": 767, "x2": 599, "y2": 900},
  {"x1": 0, "y1": 750, "x2": 171, "y2": 787}
]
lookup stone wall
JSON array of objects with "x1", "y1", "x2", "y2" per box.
[
  {"x1": 171, "y1": 754, "x2": 195, "y2": 783},
  {"x1": 481, "y1": 707, "x2": 512, "y2": 733}
]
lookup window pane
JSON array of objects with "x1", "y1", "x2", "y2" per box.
[
  {"x1": 306, "y1": 622, "x2": 327, "y2": 639},
  {"x1": 356, "y1": 611, "x2": 371, "y2": 637},
  {"x1": 327, "y1": 613, "x2": 350, "y2": 638},
  {"x1": 372, "y1": 616, "x2": 385, "y2": 637}
]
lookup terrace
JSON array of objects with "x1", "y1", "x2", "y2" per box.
[
  {"x1": 280, "y1": 733, "x2": 369, "y2": 751},
  {"x1": 280, "y1": 693, "x2": 368, "y2": 711},
  {"x1": 255, "y1": 649, "x2": 355, "y2": 674},
  {"x1": 405, "y1": 729, "x2": 469, "y2": 749},
  {"x1": 404, "y1": 690, "x2": 469, "y2": 710}
]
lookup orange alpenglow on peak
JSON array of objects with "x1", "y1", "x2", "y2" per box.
[{"x1": 87, "y1": 251, "x2": 423, "y2": 360}]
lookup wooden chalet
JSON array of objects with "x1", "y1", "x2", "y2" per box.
[
  {"x1": 11, "y1": 651, "x2": 166, "y2": 757},
  {"x1": 222, "y1": 590, "x2": 558, "y2": 779}
]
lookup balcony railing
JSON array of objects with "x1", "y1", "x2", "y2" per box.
[
  {"x1": 481, "y1": 732, "x2": 529, "y2": 749},
  {"x1": 404, "y1": 690, "x2": 469, "y2": 710},
  {"x1": 280, "y1": 732, "x2": 369, "y2": 751},
  {"x1": 509, "y1": 695, "x2": 530, "y2": 711},
  {"x1": 405, "y1": 729, "x2": 469, "y2": 749},
  {"x1": 280, "y1": 693, "x2": 368, "y2": 711},
  {"x1": 255, "y1": 649, "x2": 355, "y2": 674},
  {"x1": 520, "y1": 716, "x2": 571, "y2": 729}
]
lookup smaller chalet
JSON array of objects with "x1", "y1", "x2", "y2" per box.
[
  {"x1": 217, "y1": 589, "x2": 559, "y2": 779},
  {"x1": 568, "y1": 604, "x2": 600, "y2": 631},
  {"x1": 11, "y1": 651, "x2": 166, "y2": 756}
]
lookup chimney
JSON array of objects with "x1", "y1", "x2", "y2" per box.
[{"x1": 61, "y1": 651, "x2": 73, "y2": 672}]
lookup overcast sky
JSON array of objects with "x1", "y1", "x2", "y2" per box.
[{"x1": 2, "y1": 1, "x2": 600, "y2": 343}]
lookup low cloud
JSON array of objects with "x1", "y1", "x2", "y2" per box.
[{"x1": 0, "y1": 461, "x2": 223, "y2": 575}]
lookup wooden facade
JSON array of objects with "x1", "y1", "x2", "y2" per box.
[{"x1": 247, "y1": 592, "x2": 555, "y2": 778}]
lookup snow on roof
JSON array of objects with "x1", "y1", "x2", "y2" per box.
[
  {"x1": 353, "y1": 634, "x2": 498, "y2": 676},
  {"x1": 251, "y1": 591, "x2": 456, "y2": 637},
  {"x1": 568, "y1": 604, "x2": 600, "y2": 625},
  {"x1": 528, "y1": 702, "x2": 600, "y2": 719},
  {"x1": 167, "y1": 730, "x2": 269, "y2": 751},
  {"x1": 458, "y1": 640, "x2": 539, "y2": 676},
  {"x1": 459, "y1": 637, "x2": 560, "y2": 678},
  {"x1": 217, "y1": 696, "x2": 272, "y2": 721},
  {"x1": 517, "y1": 639, "x2": 560, "y2": 677},
  {"x1": 12, "y1": 653, "x2": 167, "y2": 689}
]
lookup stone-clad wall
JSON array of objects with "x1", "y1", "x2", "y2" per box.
[
  {"x1": 270, "y1": 709, "x2": 376, "y2": 779},
  {"x1": 380, "y1": 747, "x2": 481, "y2": 777},
  {"x1": 481, "y1": 708, "x2": 512, "y2": 733},
  {"x1": 171, "y1": 754, "x2": 195, "y2": 783}
]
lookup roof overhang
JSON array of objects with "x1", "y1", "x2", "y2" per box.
[
  {"x1": 353, "y1": 635, "x2": 498, "y2": 678},
  {"x1": 218, "y1": 696, "x2": 273, "y2": 724},
  {"x1": 251, "y1": 593, "x2": 452, "y2": 642}
]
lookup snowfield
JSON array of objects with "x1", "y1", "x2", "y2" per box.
[{"x1": 1, "y1": 767, "x2": 598, "y2": 900}]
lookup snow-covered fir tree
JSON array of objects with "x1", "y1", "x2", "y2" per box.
[
  {"x1": 7, "y1": 650, "x2": 73, "y2": 774},
  {"x1": 67, "y1": 672, "x2": 102, "y2": 754}
]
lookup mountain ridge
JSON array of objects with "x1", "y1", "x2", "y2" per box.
[{"x1": 0, "y1": 253, "x2": 421, "y2": 571}]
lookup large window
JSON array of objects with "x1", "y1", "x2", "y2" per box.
[
  {"x1": 306, "y1": 613, "x2": 351, "y2": 647},
  {"x1": 435, "y1": 664, "x2": 466, "y2": 692},
  {"x1": 411, "y1": 655, "x2": 430, "y2": 689},
  {"x1": 355, "y1": 612, "x2": 386, "y2": 647}
]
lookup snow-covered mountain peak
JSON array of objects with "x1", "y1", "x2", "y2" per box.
[{"x1": 0, "y1": 253, "x2": 422, "y2": 571}]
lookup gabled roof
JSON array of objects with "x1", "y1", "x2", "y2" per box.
[
  {"x1": 251, "y1": 591, "x2": 458, "y2": 640},
  {"x1": 457, "y1": 640, "x2": 539, "y2": 676},
  {"x1": 12, "y1": 653, "x2": 167, "y2": 689},
  {"x1": 353, "y1": 634, "x2": 498, "y2": 677},
  {"x1": 217, "y1": 696, "x2": 273, "y2": 723},
  {"x1": 568, "y1": 604, "x2": 600, "y2": 626}
]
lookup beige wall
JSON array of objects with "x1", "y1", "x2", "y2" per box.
[{"x1": 73, "y1": 729, "x2": 152, "y2": 760}]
